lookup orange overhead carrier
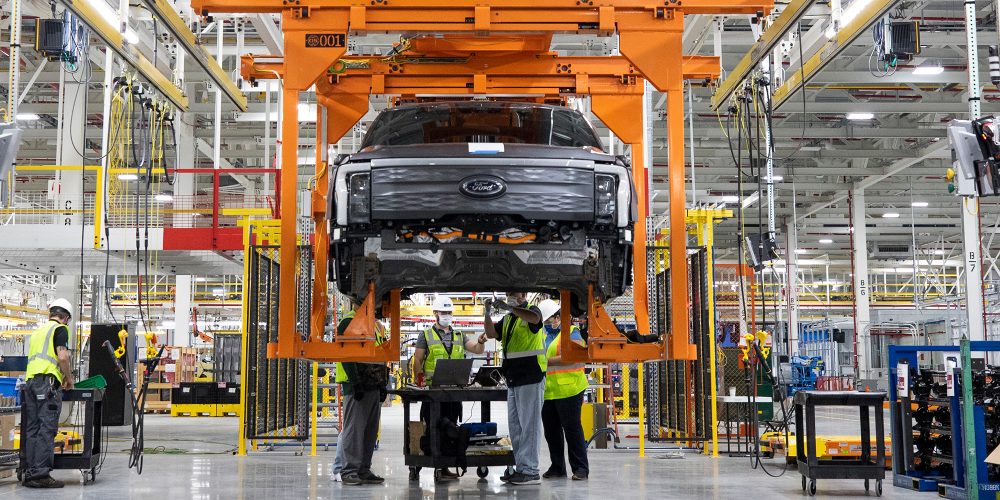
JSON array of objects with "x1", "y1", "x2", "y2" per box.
[{"x1": 191, "y1": 0, "x2": 774, "y2": 363}]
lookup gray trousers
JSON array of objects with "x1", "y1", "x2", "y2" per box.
[
  {"x1": 22, "y1": 375, "x2": 61, "y2": 480},
  {"x1": 339, "y1": 392, "x2": 381, "y2": 477},
  {"x1": 507, "y1": 380, "x2": 545, "y2": 476}
]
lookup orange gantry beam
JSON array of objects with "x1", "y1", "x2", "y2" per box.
[{"x1": 190, "y1": 0, "x2": 773, "y2": 362}]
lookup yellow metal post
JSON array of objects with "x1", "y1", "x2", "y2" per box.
[
  {"x1": 637, "y1": 361, "x2": 645, "y2": 458},
  {"x1": 311, "y1": 362, "x2": 319, "y2": 456},
  {"x1": 237, "y1": 221, "x2": 253, "y2": 456}
]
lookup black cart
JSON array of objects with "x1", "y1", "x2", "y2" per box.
[
  {"x1": 794, "y1": 390, "x2": 886, "y2": 496},
  {"x1": 391, "y1": 387, "x2": 515, "y2": 482},
  {"x1": 18, "y1": 387, "x2": 105, "y2": 485}
]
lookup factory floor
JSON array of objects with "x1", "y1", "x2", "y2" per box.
[{"x1": 0, "y1": 404, "x2": 930, "y2": 499}]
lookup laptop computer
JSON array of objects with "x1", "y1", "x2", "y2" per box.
[
  {"x1": 472, "y1": 365, "x2": 504, "y2": 387},
  {"x1": 429, "y1": 358, "x2": 475, "y2": 387}
]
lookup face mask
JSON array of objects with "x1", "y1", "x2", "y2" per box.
[{"x1": 438, "y1": 315, "x2": 453, "y2": 327}]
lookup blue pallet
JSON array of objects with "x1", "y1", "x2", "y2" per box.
[
  {"x1": 0, "y1": 377, "x2": 19, "y2": 405},
  {"x1": 892, "y1": 473, "x2": 945, "y2": 492}
]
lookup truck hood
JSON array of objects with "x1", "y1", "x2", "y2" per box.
[{"x1": 346, "y1": 143, "x2": 619, "y2": 164}]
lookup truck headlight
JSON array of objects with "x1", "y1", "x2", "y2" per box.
[
  {"x1": 595, "y1": 174, "x2": 617, "y2": 223},
  {"x1": 348, "y1": 172, "x2": 371, "y2": 223}
]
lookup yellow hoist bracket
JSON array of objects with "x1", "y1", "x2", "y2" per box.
[
  {"x1": 740, "y1": 330, "x2": 771, "y2": 362},
  {"x1": 114, "y1": 329, "x2": 128, "y2": 358}
]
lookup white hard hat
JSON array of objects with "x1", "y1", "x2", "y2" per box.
[
  {"x1": 48, "y1": 298, "x2": 74, "y2": 318},
  {"x1": 431, "y1": 296, "x2": 454, "y2": 313},
  {"x1": 537, "y1": 299, "x2": 560, "y2": 322}
]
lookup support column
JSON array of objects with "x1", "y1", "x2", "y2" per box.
[
  {"x1": 174, "y1": 110, "x2": 196, "y2": 227},
  {"x1": 962, "y1": 0, "x2": 986, "y2": 343},
  {"x1": 173, "y1": 275, "x2": 192, "y2": 347},
  {"x1": 666, "y1": 87, "x2": 693, "y2": 360},
  {"x1": 851, "y1": 189, "x2": 871, "y2": 381},
  {"x1": 785, "y1": 219, "x2": 799, "y2": 356},
  {"x1": 57, "y1": 67, "x2": 86, "y2": 225}
]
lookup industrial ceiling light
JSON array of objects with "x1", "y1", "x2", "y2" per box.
[
  {"x1": 84, "y1": 0, "x2": 141, "y2": 46},
  {"x1": 819, "y1": 238, "x2": 833, "y2": 244},
  {"x1": 846, "y1": 112, "x2": 875, "y2": 120},
  {"x1": 721, "y1": 195, "x2": 740, "y2": 203},
  {"x1": 912, "y1": 65, "x2": 944, "y2": 75},
  {"x1": 15, "y1": 113, "x2": 39, "y2": 121},
  {"x1": 882, "y1": 212, "x2": 900, "y2": 218},
  {"x1": 794, "y1": 248, "x2": 808, "y2": 254},
  {"x1": 771, "y1": 175, "x2": 784, "y2": 182},
  {"x1": 117, "y1": 173, "x2": 138, "y2": 181},
  {"x1": 911, "y1": 201, "x2": 929, "y2": 207},
  {"x1": 154, "y1": 194, "x2": 173, "y2": 202}
]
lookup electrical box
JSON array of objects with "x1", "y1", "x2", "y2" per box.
[
  {"x1": 948, "y1": 117, "x2": 1000, "y2": 197},
  {"x1": 34, "y1": 19, "x2": 65, "y2": 59},
  {"x1": 889, "y1": 21, "x2": 920, "y2": 59}
]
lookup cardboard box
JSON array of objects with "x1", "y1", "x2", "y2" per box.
[
  {"x1": 407, "y1": 421, "x2": 425, "y2": 456},
  {"x1": 0, "y1": 414, "x2": 15, "y2": 449},
  {"x1": 987, "y1": 443, "x2": 1000, "y2": 465}
]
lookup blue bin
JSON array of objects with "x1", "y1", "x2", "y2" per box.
[{"x1": 0, "y1": 377, "x2": 20, "y2": 405}]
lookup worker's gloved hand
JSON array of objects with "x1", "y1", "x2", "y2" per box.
[{"x1": 415, "y1": 373, "x2": 425, "y2": 387}]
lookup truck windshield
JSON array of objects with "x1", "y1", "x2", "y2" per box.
[{"x1": 361, "y1": 102, "x2": 605, "y2": 150}]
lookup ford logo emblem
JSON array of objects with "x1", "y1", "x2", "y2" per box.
[{"x1": 459, "y1": 175, "x2": 507, "y2": 199}]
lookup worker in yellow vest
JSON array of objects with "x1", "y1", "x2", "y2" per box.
[
  {"x1": 539, "y1": 301, "x2": 589, "y2": 481},
  {"x1": 22, "y1": 299, "x2": 75, "y2": 489},
  {"x1": 484, "y1": 292, "x2": 546, "y2": 486},
  {"x1": 331, "y1": 301, "x2": 389, "y2": 486},
  {"x1": 410, "y1": 296, "x2": 487, "y2": 480}
]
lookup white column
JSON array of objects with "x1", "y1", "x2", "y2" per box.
[
  {"x1": 852, "y1": 188, "x2": 872, "y2": 380},
  {"x1": 57, "y1": 68, "x2": 86, "y2": 225},
  {"x1": 962, "y1": 0, "x2": 986, "y2": 343},
  {"x1": 785, "y1": 219, "x2": 799, "y2": 356},
  {"x1": 173, "y1": 275, "x2": 192, "y2": 347},
  {"x1": 174, "y1": 111, "x2": 196, "y2": 227}
]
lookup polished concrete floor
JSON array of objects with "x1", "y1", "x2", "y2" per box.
[{"x1": 0, "y1": 404, "x2": 932, "y2": 499}]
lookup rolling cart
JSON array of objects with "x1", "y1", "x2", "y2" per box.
[
  {"x1": 391, "y1": 387, "x2": 515, "y2": 482},
  {"x1": 18, "y1": 388, "x2": 105, "y2": 485},
  {"x1": 794, "y1": 390, "x2": 886, "y2": 496}
]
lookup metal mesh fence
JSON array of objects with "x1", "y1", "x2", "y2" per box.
[{"x1": 245, "y1": 245, "x2": 312, "y2": 441}]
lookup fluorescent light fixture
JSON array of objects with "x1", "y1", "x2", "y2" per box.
[
  {"x1": 721, "y1": 195, "x2": 740, "y2": 203},
  {"x1": 801, "y1": 146, "x2": 822, "y2": 152},
  {"x1": 794, "y1": 248, "x2": 808, "y2": 254},
  {"x1": 819, "y1": 238, "x2": 833, "y2": 244},
  {"x1": 117, "y1": 173, "x2": 138, "y2": 181},
  {"x1": 15, "y1": 113, "x2": 39, "y2": 121},
  {"x1": 83, "y1": 0, "x2": 140, "y2": 45},
  {"x1": 154, "y1": 194, "x2": 173, "y2": 202},
  {"x1": 840, "y1": 0, "x2": 875, "y2": 31},
  {"x1": 195, "y1": 277, "x2": 208, "y2": 282},
  {"x1": 911, "y1": 201, "x2": 929, "y2": 207},
  {"x1": 882, "y1": 212, "x2": 900, "y2": 218},
  {"x1": 741, "y1": 192, "x2": 760, "y2": 208},
  {"x1": 846, "y1": 112, "x2": 874, "y2": 120},
  {"x1": 212, "y1": 288, "x2": 225, "y2": 295},
  {"x1": 771, "y1": 175, "x2": 784, "y2": 182},
  {"x1": 913, "y1": 65, "x2": 944, "y2": 75}
]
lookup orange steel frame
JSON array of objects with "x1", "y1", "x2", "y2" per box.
[{"x1": 193, "y1": 0, "x2": 773, "y2": 363}]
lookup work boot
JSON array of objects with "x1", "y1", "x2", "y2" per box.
[
  {"x1": 507, "y1": 472, "x2": 541, "y2": 485},
  {"x1": 23, "y1": 476, "x2": 64, "y2": 488},
  {"x1": 341, "y1": 473, "x2": 364, "y2": 486},
  {"x1": 542, "y1": 468, "x2": 566, "y2": 479},
  {"x1": 572, "y1": 472, "x2": 589, "y2": 481},
  {"x1": 359, "y1": 470, "x2": 385, "y2": 484},
  {"x1": 439, "y1": 468, "x2": 459, "y2": 479}
]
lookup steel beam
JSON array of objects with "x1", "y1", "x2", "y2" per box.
[
  {"x1": 140, "y1": 0, "x2": 249, "y2": 111},
  {"x1": 771, "y1": 0, "x2": 901, "y2": 110},
  {"x1": 57, "y1": 0, "x2": 189, "y2": 110},
  {"x1": 711, "y1": 0, "x2": 814, "y2": 110}
]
